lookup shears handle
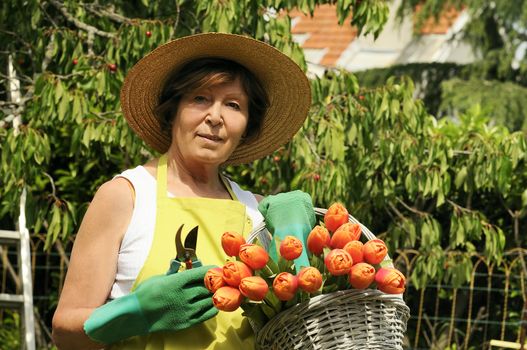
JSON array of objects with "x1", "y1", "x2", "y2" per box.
[{"x1": 166, "y1": 258, "x2": 202, "y2": 275}]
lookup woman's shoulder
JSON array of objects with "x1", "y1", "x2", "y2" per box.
[
  {"x1": 94, "y1": 177, "x2": 135, "y2": 209},
  {"x1": 142, "y1": 158, "x2": 158, "y2": 178}
]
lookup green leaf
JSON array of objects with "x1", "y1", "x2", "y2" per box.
[
  {"x1": 454, "y1": 167, "x2": 467, "y2": 188},
  {"x1": 522, "y1": 189, "x2": 527, "y2": 208},
  {"x1": 57, "y1": 95, "x2": 69, "y2": 121}
]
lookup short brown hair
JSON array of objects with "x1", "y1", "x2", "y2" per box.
[{"x1": 155, "y1": 58, "x2": 269, "y2": 144}]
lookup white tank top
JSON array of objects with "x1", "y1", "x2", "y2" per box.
[{"x1": 109, "y1": 165, "x2": 264, "y2": 299}]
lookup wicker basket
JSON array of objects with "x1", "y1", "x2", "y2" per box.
[{"x1": 246, "y1": 208, "x2": 411, "y2": 350}]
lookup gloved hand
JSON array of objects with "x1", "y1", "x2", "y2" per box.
[
  {"x1": 258, "y1": 190, "x2": 316, "y2": 273},
  {"x1": 84, "y1": 265, "x2": 218, "y2": 345}
]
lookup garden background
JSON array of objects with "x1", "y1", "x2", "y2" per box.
[{"x1": 1, "y1": 0, "x2": 526, "y2": 349}]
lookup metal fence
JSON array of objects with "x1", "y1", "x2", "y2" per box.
[
  {"x1": 396, "y1": 248, "x2": 526, "y2": 349},
  {"x1": 0, "y1": 235, "x2": 525, "y2": 349}
]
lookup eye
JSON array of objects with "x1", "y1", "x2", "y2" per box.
[
  {"x1": 227, "y1": 101, "x2": 240, "y2": 110},
  {"x1": 193, "y1": 95, "x2": 208, "y2": 103}
]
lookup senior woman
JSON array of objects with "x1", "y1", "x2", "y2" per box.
[{"x1": 52, "y1": 33, "x2": 315, "y2": 349}]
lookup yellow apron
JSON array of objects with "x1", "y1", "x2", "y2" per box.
[{"x1": 110, "y1": 154, "x2": 255, "y2": 349}]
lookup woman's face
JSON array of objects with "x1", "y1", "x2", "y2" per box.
[{"x1": 170, "y1": 78, "x2": 249, "y2": 166}]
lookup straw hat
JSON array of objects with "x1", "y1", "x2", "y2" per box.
[{"x1": 120, "y1": 32, "x2": 311, "y2": 165}]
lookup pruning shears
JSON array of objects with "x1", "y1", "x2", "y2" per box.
[{"x1": 167, "y1": 224, "x2": 202, "y2": 275}]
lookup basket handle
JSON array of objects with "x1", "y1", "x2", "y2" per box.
[{"x1": 247, "y1": 207, "x2": 394, "y2": 267}]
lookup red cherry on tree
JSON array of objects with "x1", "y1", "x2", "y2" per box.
[
  {"x1": 313, "y1": 174, "x2": 321, "y2": 182},
  {"x1": 108, "y1": 63, "x2": 117, "y2": 72},
  {"x1": 72, "y1": 59, "x2": 78, "y2": 65},
  {"x1": 146, "y1": 31, "x2": 152, "y2": 38},
  {"x1": 273, "y1": 156, "x2": 280, "y2": 162},
  {"x1": 358, "y1": 95, "x2": 365, "y2": 100}
]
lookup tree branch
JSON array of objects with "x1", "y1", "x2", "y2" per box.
[
  {"x1": 48, "y1": 0, "x2": 114, "y2": 38},
  {"x1": 0, "y1": 29, "x2": 32, "y2": 50},
  {"x1": 388, "y1": 202, "x2": 407, "y2": 221},
  {"x1": 41, "y1": 33, "x2": 55, "y2": 72},
  {"x1": 0, "y1": 246, "x2": 21, "y2": 292},
  {"x1": 54, "y1": 240, "x2": 69, "y2": 268},
  {"x1": 39, "y1": 1, "x2": 59, "y2": 28},
  {"x1": 83, "y1": 2, "x2": 133, "y2": 24},
  {"x1": 171, "y1": 1, "x2": 181, "y2": 39},
  {"x1": 396, "y1": 197, "x2": 428, "y2": 217}
]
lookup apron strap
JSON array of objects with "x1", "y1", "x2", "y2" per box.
[
  {"x1": 157, "y1": 154, "x2": 169, "y2": 201},
  {"x1": 220, "y1": 175, "x2": 238, "y2": 201}
]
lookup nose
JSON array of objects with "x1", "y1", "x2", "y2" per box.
[{"x1": 205, "y1": 102, "x2": 223, "y2": 127}]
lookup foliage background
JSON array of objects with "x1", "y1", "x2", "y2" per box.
[{"x1": 0, "y1": 0, "x2": 526, "y2": 349}]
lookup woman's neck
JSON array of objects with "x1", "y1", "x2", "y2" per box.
[{"x1": 164, "y1": 149, "x2": 229, "y2": 199}]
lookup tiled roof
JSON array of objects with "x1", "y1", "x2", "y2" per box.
[
  {"x1": 415, "y1": 4, "x2": 462, "y2": 34},
  {"x1": 289, "y1": 5, "x2": 357, "y2": 66},
  {"x1": 290, "y1": 4, "x2": 462, "y2": 68}
]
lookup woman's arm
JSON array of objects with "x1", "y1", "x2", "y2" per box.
[
  {"x1": 52, "y1": 178, "x2": 134, "y2": 350},
  {"x1": 254, "y1": 193, "x2": 264, "y2": 203}
]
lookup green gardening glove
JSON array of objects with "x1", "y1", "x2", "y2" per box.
[
  {"x1": 84, "y1": 265, "x2": 218, "y2": 345},
  {"x1": 258, "y1": 191, "x2": 316, "y2": 273}
]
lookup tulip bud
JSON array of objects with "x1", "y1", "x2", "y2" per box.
[
  {"x1": 212, "y1": 286, "x2": 244, "y2": 312},
  {"x1": 324, "y1": 249, "x2": 353, "y2": 276},
  {"x1": 239, "y1": 276, "x2": 269, "y2": 301},
  {"x1": 362, "y1": 239, "x2": 388, "y2": 265},
  {"x1": 221, "y1": 231, "x2": 246, "y2": 257},
  {"x1": 297, "y1": 267, "x2": 323, "y2": 293},
  {"x1": 330, "y1": 223, "x2": 362, "y2": 249},
  {"x1": 204, "y1": 267, "x2": 225, "y2": 293},
  {"x1": 279, "y1": 236, "x2": 303, "y2": 261},
  {"x1": 239, "y1": 244, "x2": 269, "y2": 270},
  {"x1": 307, "y1": 225, "x2": 330, "y2": 255},
  {"x1": 349, "y1": 263, "x2": 375, "y2": 289},
  {"x1": 375, "y1": 268, "x2": 406, "y2": 294},
  {"x1": 324, "y1": 203, "x2": 349, "y2": 232},
  {"x1": 223, "y1": 261, "x2": 253, "y2": 287},
  {"x1": 343, "y1": 240, "x2": 364, "y2": 264},
  {"x1": 273, "y1": 272, "x2": 298, "y2": 301}
]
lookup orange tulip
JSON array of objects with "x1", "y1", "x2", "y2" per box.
[
  {"x1": 324, "y1": 203, "x2": 349, "y2": 232},
  {"x1": 297, "y1": 267, "x2": 323, "y2": 293},
  {"x1": 349, "y1": 263, "x2": 375, "y2": 289},
  {"x1": 204, "y1": 267, "x2": 225, "y2": 293},
  {"x1": 324, "y1": 249, "x2": 353, "y2": 276},
  {"x1": 343, "y1": 240, "x2": 364, "y2": 264},
  {"x1": 212, "y1": 286, "x2": 244, "y2": 312},
  {"x1": 273, "y1": 272, "x2": 298, "y2": 301},
  {"x1": 307, "y1": 225, "x2": 330, "y2": 255},
  {"x1": 375, "y1": 268, "x2": 406, "y2": 294},
  {"x1": 239, "y1": 244, "x2": 269, "y2": 270},
  {"x1": 330, "y1": 223, "x2": 362, "y2": 249},
  {"x1": 239, "y1": 276, "x2": 269, "y2": 301},
  {"x1": 222, "y1": 261, "x2": 253, "y2": 287},
  {"x1": 279, "y1": 236, "x2": 303, "y2": 261},
  {"x1": 362, "y1": 239, "x2": 388, "y2": 265},
  {"x1": 221, "y1": 231, "x2": 246, "y2": 257}
]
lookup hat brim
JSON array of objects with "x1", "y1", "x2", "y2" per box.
[{"x1": 120, "y1": 32, "x2": 311, "y2": 165}]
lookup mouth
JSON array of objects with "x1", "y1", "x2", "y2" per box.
[{"x1": 197, "y1": 133, "x2": 223, "y2": 142}]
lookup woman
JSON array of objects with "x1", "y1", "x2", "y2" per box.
[{"x1": 52, "y1": 32, "x2": 314, "y2": 349}]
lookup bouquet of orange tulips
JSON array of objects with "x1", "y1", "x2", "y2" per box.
[{"x1": 204, "y1": 202, "x2": 406, "y2": 331}]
